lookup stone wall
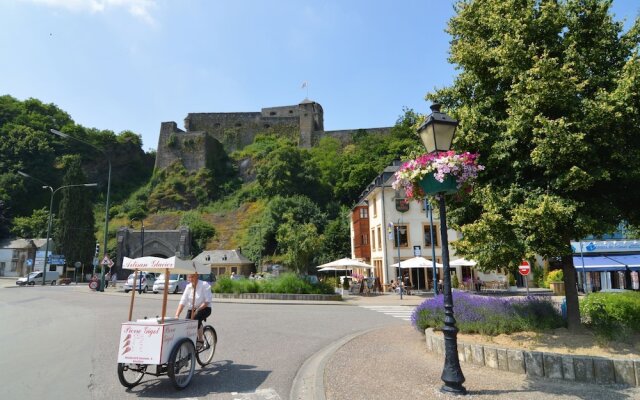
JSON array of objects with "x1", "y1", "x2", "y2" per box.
[{"x1": 424, "y1": 328, "x2": 640, "y2": 387}]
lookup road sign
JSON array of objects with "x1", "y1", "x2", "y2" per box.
[
  {"x1": 519, "y1": 260, "x2": 531, "y2": 276},
  {"x1": 26, "y1": 259, "x2": 33, "y2": 267},
  {"x1": 101, "y1": 254, "x2": 114, "y2": 267}
]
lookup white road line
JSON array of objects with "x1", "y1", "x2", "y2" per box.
[{"x1": 360, "y1": 305, "x2": 416, "y2": 321}]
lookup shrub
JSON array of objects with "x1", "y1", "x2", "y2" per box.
[
  {"x1": 452, "y1": 274, "x2": 459, "y2": 289},
  {"x1": 411, "y1": 292, "x2": 564, "y2": 335},
  {"x1": 508, "y1": 272, "x2": 516, "y2": 286},
  {"x1": 212, "y1": 273, "x2": 334, "y2": 295},
  {"x1": 580, "y1": 291, "x2": 640, "y2": 339},
  {"x1": 545, "y1": 269, "x2": 563, "y2": 287}
]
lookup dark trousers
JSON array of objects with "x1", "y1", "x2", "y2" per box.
[{"x1": 186, "y1": 307, "x2": 211, "y2": 329}]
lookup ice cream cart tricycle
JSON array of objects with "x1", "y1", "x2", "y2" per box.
[{"x1": 116, "y1": 256, "x2": 217, "y2": 389}]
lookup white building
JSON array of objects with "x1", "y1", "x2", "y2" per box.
[{"x1": 351, "y1": 162, "x2": 475, "y2": 291}]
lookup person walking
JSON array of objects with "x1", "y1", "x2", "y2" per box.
[
  {"x1": 111, "y1": 271, "x2": 118, "y2": 289},
  {"x1": 175, "y1": 273, "x2": 212, "y2": 346}
]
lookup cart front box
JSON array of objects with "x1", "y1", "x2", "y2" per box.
[{"x1": 118, "y1": 318, "x2": 197, "y2": 365}]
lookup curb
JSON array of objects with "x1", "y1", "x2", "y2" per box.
[
  {"x1": 425, "y1": 328, "x2": 640, "y2": 387},
  {"x1": 290, "y1": 328, "x2": 379, "y2": 400}
]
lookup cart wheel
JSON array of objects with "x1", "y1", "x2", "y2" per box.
[
  {"x1": 168, "y1": 338, "x2": 196, "y2": 389},
  {"x1": 196, "y1": 326, "x2": 217, "y2": 366},
  {"x1": 117, "y1": 363, "x2": 146, "y2": 388}
]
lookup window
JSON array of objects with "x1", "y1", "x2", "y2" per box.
[
  {"x1": 377, "y1": 226, "x2": 382, "y2": 250},
  {"x1": 372, "y1": 196, "x2": 377, "y2": 217},
  {"x1": 359, "y1": 208, "x2": 368, "y2": 218},
  {"x1": 231, "y1": 267, "x2": 238, "y2": 274},
  {"x1": 371, "y1": 229, "x2": 376, "y2": 251},
  {"x1": 361, "y1": 234, "x2": 368, "y2": 245},
  {"x1": 424, "y1": 225, "x2": 439, "y2": 247},
  {"x1": 11, "y1": 261, "x2": 17, "y2": 271},
  {"x1": 393, "y1": 225, "x2": 409, "y2": 248},
  {"x1": 270, "y1": 111, "x2": 277, "y2": 116}
]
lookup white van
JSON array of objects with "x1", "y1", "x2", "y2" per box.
[{"x1": 16, "y1": 270, "x2": 60, "y2": 286}]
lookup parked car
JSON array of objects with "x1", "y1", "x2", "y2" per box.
[
  {"x1": 16, "y1": 270, "x2": 60, "y2": 286},
  {"x1": 123, "y1": 272, "x2": 156, "y2": 293},
  {"x1": 152, "y1": 273, "x2": 188, "y2": 294}
]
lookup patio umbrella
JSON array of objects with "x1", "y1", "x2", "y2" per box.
[
  {"x1": 316, "y1": 257, "x2": 372, "y2": 270},
  {"x1": 390, "y1": 257, "x2": 443, "y2": 269},
  {"x1": 449, "y1": 258, "x2": 477, "y2": 266}
]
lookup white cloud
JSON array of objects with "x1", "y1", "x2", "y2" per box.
[{"x1": 24, "y1": 0, "x2": 157, "y2": 24}]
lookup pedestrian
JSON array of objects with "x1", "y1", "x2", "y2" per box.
[
  {"x1": 111, "y1": 271, "x2": 118, "y2": 289},
  {"x1": 175, "y1": 273, "x2": 212, "y2": 347},
  {"x1": 105, "y1": 271, "x2": 111, "y2": 288}
]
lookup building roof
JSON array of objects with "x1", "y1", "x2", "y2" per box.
[
  {"x1": 193, "y1": 250, "x2": 254, "y2": 265},
  {"x1": 0, "y1": 238, "x2": 49, "y2": 250},
  {"x1": 354, "y1": 161, "x2": 401, "y2": 208}
]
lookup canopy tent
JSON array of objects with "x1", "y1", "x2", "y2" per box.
[
  {"x1": 390, "y1": 257, "x2": 443, "y2": 269},
  {"x1": 122, "y1": 256, "x2": 210, "y2": 322},
  {"x1": 449, "y1": 258, "x2": 477, "y2": 266},
  {"x1": 574, "y1": 255, "x2": 640, "y2": 272},
  {"x1": 316, "y1": 258, "x2": 373, "y2": 270}
]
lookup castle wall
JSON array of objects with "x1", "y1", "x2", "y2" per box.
[
  {"x1": 154, "y1": 101, "x2": 392, "y2": 173},
  {"x1": 319, "y1": 127, "x2": 392, "y2": 146},
  {"x1": 185, "y1": 111, "x2": 300, "y2": 152}
]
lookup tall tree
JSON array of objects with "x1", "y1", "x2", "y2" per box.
[
  {"x1": 431, "y1": 0, "x2": 640, "y2": 330},
  {"x1": 54, "y1": 156, "x2": 96, "y2": 271}
]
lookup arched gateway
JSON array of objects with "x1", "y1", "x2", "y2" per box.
[{"x1": 114, "y1": 226, "x2": 191, "y2": 278}]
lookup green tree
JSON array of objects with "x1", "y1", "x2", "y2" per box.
[
  {"x1": 179, "y1": 211, "x2": 216, "y2": 255},
  {"x1": 318, "y1": 209, "x2": 352, "y2": 264},
  {"x1": 54, "y1": 156, "x2": 97, "y2": 270},
  {"x1": 10, "y1": 207, "x2": 49, "y2": 238},
  {"x1": 431, "y1": 0, "x2": 640, "y2": 330},
  {"x1": 276, "y1": 213, "x2": 323, "y2": 274}
]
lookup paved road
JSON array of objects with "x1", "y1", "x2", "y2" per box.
[{"x1": 0, "y1": 284, "x2": 406, "y2": 399}]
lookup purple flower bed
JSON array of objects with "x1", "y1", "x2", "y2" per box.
[{"x1": 412, "y1": 291, "x2": 564, "y2": 335}]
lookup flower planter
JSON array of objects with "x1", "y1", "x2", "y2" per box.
[
  {"x1": 418, "y1": 174, "x2": 458, "y2": 195},
  {"x1": 550, "y1": 282, "x2": 565, "y2": 295}
]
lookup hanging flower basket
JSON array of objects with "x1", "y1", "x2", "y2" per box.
[
  {"x1": 392, "y1": 151, "x2": 484, "y2": 201},
  {"x1": 418, "y1": 173, "x2": 458, "y2": 195}
]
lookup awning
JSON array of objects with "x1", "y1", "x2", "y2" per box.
[
  {"x1": 573, "y1": 256, "x2": 640, "y2": 272},
  {"x1": 607, "y1": 255, "x2": 640, "y2": 271}
]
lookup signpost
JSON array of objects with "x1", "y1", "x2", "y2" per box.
[{"x1": 519, "y1": 260, "x2": 530, "y2": 295}]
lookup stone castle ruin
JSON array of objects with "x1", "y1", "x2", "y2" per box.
[{"x1": 154, "y1": 99, "x2": 391, "y2": 171}]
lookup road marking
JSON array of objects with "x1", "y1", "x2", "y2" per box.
[
  {"x1": 359, "y1": 305, "x2": 416, "y2": 322},
  {"x1": 229, "y1": 388, "x2": 282, "y2": 399}
]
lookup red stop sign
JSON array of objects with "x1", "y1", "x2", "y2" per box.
[{"x1": 519, "y1": 260, "x2": 531, "y2": 276}]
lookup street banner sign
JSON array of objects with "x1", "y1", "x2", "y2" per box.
[
  {"x1": 387, "y1": 222, "x2": 394, "y2": 240},
  {"x1": 413, "y1": 246, "x2": 422, "y2": 257},
  {"x1": 519, "y1": 260, "x2": 531, "y2": 276}
]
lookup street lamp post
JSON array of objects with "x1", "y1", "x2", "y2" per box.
[
  {"x1": 51, "y1": 129, "x2": 112, "y2": 292},
  {"x1": 425, "y1": 200, "x2": 439, "y2": 295},
  {"x1": 18, "y1": 171, "x2": 97, "y2": 285},
  {"x1": 416, "y1": 103, "x2": 467, "y2": 394}
]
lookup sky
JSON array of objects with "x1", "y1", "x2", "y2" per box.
[{"x1": 1, "y1": 1, "x2": 639, "y2": 152}]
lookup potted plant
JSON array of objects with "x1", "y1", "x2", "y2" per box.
[
  {"x1": 392, "y1": 151, "x2": 484, "y2": 200},
  {"x1": 546, "y1": 270, "x2": 565, "y2": 295}
]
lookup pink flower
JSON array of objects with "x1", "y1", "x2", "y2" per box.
[{"x1": 392, "y1": 151, "x2": 484, "y2": 201}]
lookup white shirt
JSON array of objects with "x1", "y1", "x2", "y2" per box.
[{"x1": 179, "y1": 280, "x2": 212, "y2": 309}]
